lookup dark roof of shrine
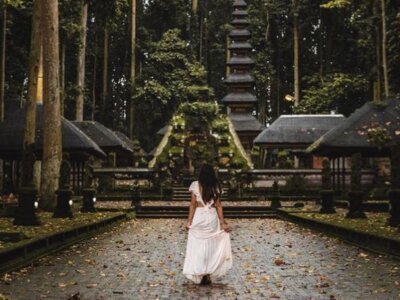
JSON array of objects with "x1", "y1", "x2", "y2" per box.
[
  {"x1": 232, "y1": 10, "x2": 248, "y2": 17},
  {"x1": 254, "y1": 114, "x2": 345, "y2": 148},
  {"x1": 0, "y1": 103, "x2": 106, "y2": 159},
  {"x1": 221, "y1": 92, "x2": 257, "y2": 103},
  {"x1": 233, "y1": 0, "x2": 248, "y2": 8},
  {"x1": 229, "y1": 113, "x2": 263, "y2": 132},
  {"x1": 72, "y1": 121, "x2": 132, "y2": 154},
  {"x1": 231, "y1": 18, "x2": 250, "y2": 26},
  {"x1": 224, "y1": 73, "x2": 255, "y2": 84},
  {"x1": 227, "y1": 56, "x2": 255, "y2": 66},
  {"x1": 307, "y1": 99, "x2": 400, "y2": 157},
  {"x1": 114, "y1": 131, "x2": 134, "y2": 153},
  {"x1": 229, "y1": 29, "x2": 251, "y2": 38},
  {"x1": 228, "y1": 42, "x2": 252, "y2": 50}
]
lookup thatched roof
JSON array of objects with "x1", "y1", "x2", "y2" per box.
[
  {"x1": 114, "y1": 131, "x2": 134, "y2": 152},
  {"x1": 231, "y1": 18, "x2": 250, "y2": 26},
  {"x1": 232, "y1": 10, "x2": 248, "y2": 17},
  {"x1": 254, "y1": 114, "x2": 345, "y2": 148},
  {"x1": 228, "y1": 42, "x2": 252, "y2": 50},
  {"x1": 114, "y1": 131, "x2": 148, "y2": 158},
  {"x1": 72, "y1": 121, "x2": 132, "y2": 154},
  {"x1": 233, "y1": 0, "x2": 247, "y2": 7},
  {"x1": 0, "y1": 103, "x2": 106, "y2": 159},
  {"x1": 307, "y1": 99, "x2": 400, "y2": 157},
  {"x1": 229, "y1": 113, "x2": 263, "y2": 133},
  {"x1": 224, "y1": 73, "x2": 255, "y2": 85},
  {"x1": 229, "y1": 29, "x2": 251, "y2": 38},
  {"x1": 227, "y1": 56, "x2": 255, "y2": 66},
  {"x1": 221, "y1": 92, "x2": 257, "y2": 104}
]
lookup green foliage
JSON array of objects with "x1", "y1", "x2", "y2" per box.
[
  {"x1": 367, "y1": 126, "x2": 391, "y2": 148},
  {"x1": 321, "y1": 0, "x2": 351, "y2": 9},
  {"x1": 153, "y1": 109, "x2": 249, "y2": 184},
  {"x1": 179, "y1": 102, "x2": 218, "y2": 121},
  {"x1": 277, "y1": 150, "x2": 294, "y2": 168},
  {"x1": 5, "y1": 0, "x2": 25, "y2": 8},
  {"x1": 284, "y1": 175, "x2": 308, "y2": 193},
  {"x1": 135, "y1": 29, "x2": 214, "y2": 150},
  {"x1": 3, "y1": 0, "x2": 400, "y2": 160},
  {"x1": 294, "y1": 73, "x2": 368, "y2": 116}
]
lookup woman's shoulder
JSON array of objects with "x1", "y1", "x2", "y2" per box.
[{"x1": 189, "y1": 181, "x2": 199, "y2": 192}]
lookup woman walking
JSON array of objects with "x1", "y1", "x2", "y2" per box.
[{"x1": 183, "y1": 164, "x2": 232, "y2": 285}]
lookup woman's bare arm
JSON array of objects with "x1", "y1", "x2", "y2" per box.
[
  {"x1": 215, "y1": 199, "x2": 229, "y2": 231},
  {"x1": 186, "y1": 193, "x2": 197, "y2": 229}
]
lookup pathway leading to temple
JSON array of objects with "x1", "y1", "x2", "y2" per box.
[{"x1": 1, "y1": 219, "x2": 399, "y2": 299}]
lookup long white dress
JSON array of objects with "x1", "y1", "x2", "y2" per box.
[{"x1": 183, "y1": 181, "x2": 233, "y2": 284}]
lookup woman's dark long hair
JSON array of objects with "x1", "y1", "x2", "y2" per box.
[{"x1": 198, "y1": 164, "x2": 221, "y2": 204}]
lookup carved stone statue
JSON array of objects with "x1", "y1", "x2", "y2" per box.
[
  {"x1": 59, "y1": 156, "x2": 72, "y2": 190},
  {"x1": 351, "y1": 153, "x2": 362, "y2": 191},
  {"x1": 83, "y1": 155, "x2": 95, "y2": 188},
  {"x1": 321, "y1": 158, "x2": 332, "y2": 190}
]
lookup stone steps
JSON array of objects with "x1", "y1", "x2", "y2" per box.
[
  {"x1": 172, "y1": 186, "x2": 228, "y2": 201},
  {"x1": 135, "y1": 205, "x2": 277, "y2": 219}
]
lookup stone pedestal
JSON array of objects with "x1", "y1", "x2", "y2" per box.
[
  {"x1": 270, "y1": 195, "x2": 281, "y2": 209},
  {"x1": 320, "y1": 190, "x2": 336, "y2": 214},
  {"x1": 53, "y1": 189, "x2": 73, "y2": 218},
  {"x1": 270, "y1": 181, "x2": 281, "y2": 209},
  {"x1": 81, "y1": 188, "x2": 96, "y2": 213},
  {"x1": 346, "y1": 191, "x2": 366, "y2": 218},
  {"x1": 388, "y1": 189, "x2": 400, "y2": 226},
  {"x1": 131, "y1": 189, "x2": 141, "y2": 210},
  {"x1": 13, "y1": 187, "x2": 41, "y2": 226}
]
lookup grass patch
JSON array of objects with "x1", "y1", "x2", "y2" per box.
[
  {"x1": 0, "y1": 211, "x2": 121, "y2": 250},
  {"x1": 291, "y1": 211, "x2": 400, "y2": 242}
]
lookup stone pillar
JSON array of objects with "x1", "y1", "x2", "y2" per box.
[
  {"x1": 81, "y1": 156, "x2": 96, "y2": 213},
  {"x1": 131, "y1": 181, "x2": 141, "y2": 210},
  {"x1": 320, "y1": 158, "x2": 336, "y2": 214},
  {"x1": 346, "y1": 153, "x2": 366, "y2": 218},
  {"x1": 270, "y1": 180, "x2": 281, "y2": 209},
  {"x1": 13, "y1": 145, "x2": 41, "y2": 226},
  {"x1": 53, "y1": 157, "x2": 73, "y2": 218},
  {"x1": 388, "y1": 144, "x2": 400, "y2": 226}
]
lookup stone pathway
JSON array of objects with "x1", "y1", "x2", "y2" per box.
[{"x1": 0, "y1": 219, "x2": 399, "y2": 299}]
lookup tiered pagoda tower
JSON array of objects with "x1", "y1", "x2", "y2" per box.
[{"x1": 222, "y1": 0, "x2": 263, "y2": 150}]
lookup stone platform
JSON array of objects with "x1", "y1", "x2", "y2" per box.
[{"x1": 0, "y1": 219, "x2": 399, "y2": 299}]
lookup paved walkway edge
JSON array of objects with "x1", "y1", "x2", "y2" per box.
[
  {"x1": 278, "y1": 209, "x2": 400, "y2": 260},
  {"x1": 0, "y1": 211, "x2": 133, "y2": 275}
]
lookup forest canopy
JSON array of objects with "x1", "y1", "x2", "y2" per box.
[{"x1": 2, "y1": 0, "x2": 399, "y2": 152}]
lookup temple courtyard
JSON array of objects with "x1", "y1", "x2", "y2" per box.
[{"x1": 0, "y1": 218, "x2": 399, "y2": 300}]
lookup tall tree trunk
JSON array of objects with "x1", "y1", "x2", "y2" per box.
[
  {"x1": 205, "y1": 17, "x2": 210, "y2": 85},
  {"x1": 192, "y1": 0, "x2": 198, "y2": 13},
  {"x1": 40, "y1": 0, "x2": 62, "y2": 210},
  {"x1": 225, "y1": 35, "x2": 230, "y2": 77},
  {"x1": 319, "y1": 7, "x2": 324, "y2": 80},
  {"x1": 270, "y1": 15, "x2": 279, "y2": 120},
  {"x1": 101, "y1": 28, "x2": 109, "y2": 125},
  {"x1": 75, "y1": 0, "x2": 88, "y2": 121},
  {"x1": 0, "y1": 1, "x2": 6, "y2": 122},
  {"x1": 36, "y1": 46, "x2": 43, "y2": 103},
  {"x1": 129, "y1": 0, "x2": 136, "y2": 139},
  {"x1": 21, "y1": 0, "x2": 42, "y2": 187},
  {"x1": 199, "y1": 8, "x2": 203, "y2": 64},
  {"x1": 381, "y1": 0, "x2": 389, "y2": 97},
  {"x1": 293, "y1": 0, "x2": 300, "y2": 106},
  {"x1": 91, "y1": 33, "x2": 97, "y2": 121},
  {"x1": 374, "y1": 0, "x2": 382, "y2": 102},
  {"x1": 60, "y1": 42, "x2": 65, "y2": 116}
]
